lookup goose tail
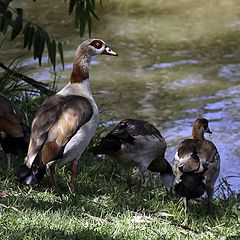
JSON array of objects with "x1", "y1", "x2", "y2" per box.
[{"x1": 18, "y1": 157, "x2": 46, "y2": 185}]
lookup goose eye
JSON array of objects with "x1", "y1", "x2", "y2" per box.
[{"x1": 90, "y1": 40, "x2": 103, "y2": 49}]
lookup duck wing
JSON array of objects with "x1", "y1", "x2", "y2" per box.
[
  {"x1": 91, "y1": 119, "x2": 164, "y2": 155},
  {"x1": 90, "y1": 120, "x2": 134, "y2": 155},
  {"x1": 0, "y1": 94, "x2": 23, "y2": 138},
  {"x1": 124, "y1": 119, "x2": 164, "y2": 140}
]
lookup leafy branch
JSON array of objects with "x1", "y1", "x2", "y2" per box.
[
  {"x1": 0, "y1": 0, "x2": 102, "y2": 70},
  {"x1": 68, "y1": 0, "x2": 101, "y2": 37}
]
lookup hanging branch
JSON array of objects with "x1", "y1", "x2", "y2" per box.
[{"x1": 0, "y1": 0, "x2": 103, "y2": 70}]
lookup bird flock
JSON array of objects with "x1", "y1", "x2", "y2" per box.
[{"x1": 0, "y1": 38, "x2": 220, "y2": 210}]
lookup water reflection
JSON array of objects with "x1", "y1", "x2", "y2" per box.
[{"x1": 148, "y1": 59, "x2": 199, "y2": 70}]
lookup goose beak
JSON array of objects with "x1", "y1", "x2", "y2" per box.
[{"x1": 103, "y1": 46, "x2": 118, "y2": 56}]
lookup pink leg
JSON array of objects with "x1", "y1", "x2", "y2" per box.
[
  {"x1": 70, "y1": 160, "x2": 78, "y2": 193},
  {"x1": 49, "y1": 163, "x2": 58, "y2": 192}
]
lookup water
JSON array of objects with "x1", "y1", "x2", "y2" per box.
[{"x1": 1, "y1": 0, "x2": 240, "y2": 192}]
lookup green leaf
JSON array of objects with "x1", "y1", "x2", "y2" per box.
[
  {"x1": 51, "y1": 39, "x2": 56, "y2": 71},
  {"x1": 23, "y1": 22, "x2": 31, "y2": 34},
  {"x1": 1, "y1": 11, "x2": 12, "y2": 33},
  {"x1": 33, "y1": 28, "x2": 46, "y2": 66},
  {"x1": 27, "y1": 27, "x2": 35, "y2": 50},
  {"x1": 58, "y1": 42, "x2": 64, "y2": 69},
  {"x1": 23, "y1": 25, "x2": 31, "y2": 48},
  {"x1": 37, "y1": 29, "x2": 45, "y2": 66},
  {"x1": 79, "y1": 1, "x2": 87, "y2": 37},
  {"x1": 90, "y1": 0, "x2": 95, "y2": 10},
  {"x1": 23, "y1": 22, "x2": 31, "y2": 48},
  {"x1": 11, "y1": 15, "x2": 23, "y2": 40},
  {"x1": 6, "y1": 10, "x2": 13, "y2": 20},
  {"x1": 86, "y1": 0, "x2": 92, "y2": 36},
  {"x1": 44, "y1": 31, "x2": 52, "y2": 63},
  {"x1": 99, "y1": 0, "x2": 103, "y2": 9},
  {"x1": 16, "y1": 8, "x2": 23, "y2": 17},
  {"x1": 74, "y1": 0, "x2": 81, "y2": 28},
  {"x1": 87, "y1": 14, "x2": 92, "y2": 37},
  {"x1": 33, "y1": 29, "x2": 40, "y2": 60},
  {"x1": 87, "y1": 0, "x2": 99, "y2": 20},
  {"x1": 89, "y1": 8, "x2": 99, "y2": 20},
  {"x1": 79, "y1": 14, "x2": 87, "y2": 37},
  {"x1": 69, "y1": 0, "x2": 76, "y2": 15}
]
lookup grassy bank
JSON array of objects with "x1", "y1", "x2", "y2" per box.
[
  {"x1": 0, "y1": 153, "x2": 239, "y2": 240},
  {"x1": 0, "y1": 64, "x2": 239, "y2": 240}
]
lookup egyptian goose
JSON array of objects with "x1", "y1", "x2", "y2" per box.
[
  {"x1": 0, "y1": 93, "x2": 30, "y2": 168},
  {"x1": 91, "y1": 119, "x2": 174, "y2": 193},
  {"x1": 173, "y1": 118, "x2": 220, "y2": 209},
  {"x1": 18, "y1": 39, "x2": 118, "y2": 192}
]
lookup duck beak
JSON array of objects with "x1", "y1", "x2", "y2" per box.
[
  {"x1": 103, "y1": 46, "x2": 118, "y2": 56},
  {"x1": 206, "y1": 128, "x2": 212, "y2": 134}
]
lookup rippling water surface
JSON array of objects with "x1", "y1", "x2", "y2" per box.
[{"x1": 1, "y1": 0, "x2": 240, "y2": 192}]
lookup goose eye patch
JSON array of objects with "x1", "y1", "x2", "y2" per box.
[{"x1": 90, "y1": 40, "x2": 103, "y2": 49}]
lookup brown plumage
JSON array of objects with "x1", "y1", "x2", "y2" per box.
[
  {"x1": 0, "y1": 93, "x2": 30, "y2": 168},
  {"x1": 18, "y1": 39, "x2": 118, "y2": 192},
  {"x1": 91, "y1": 119, "x2": 174, "y2": 193},
  {"x1": 173, "y1": 118, "x2": 220, "y2": 209}
]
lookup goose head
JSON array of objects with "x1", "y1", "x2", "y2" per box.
[
  {"x1": 75, "y1": 38, "x2": 118, "y2": 63},
  {"x1": 71, "y1": 39, "x2": 118, "y2": 83}
]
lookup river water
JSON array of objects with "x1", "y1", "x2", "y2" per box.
[{"x1": 1, "y1": 0, "x2": 240, "y2": 193}]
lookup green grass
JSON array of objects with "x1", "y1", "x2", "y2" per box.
[
  {"x1": 0, "y1": 152, "x2": 239, "y2": 240},
  {"x1": 0, "y1": 61, "x2": 239, "y2": 239}
]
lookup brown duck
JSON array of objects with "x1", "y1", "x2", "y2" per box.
[
  {"x1": 0, "y1": 93, "x2": 30, "y2": 168},
  {"x1": 173, "y1": 118, "x2": 220, "y2": 208}
]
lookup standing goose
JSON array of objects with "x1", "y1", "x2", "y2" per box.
[
  {"x1": 0, "y1": 93, "x2": 30, "y2": 168},
  {"x1": 91, "y1": 119, "x2": 174, "y2": 193},
  {"x1": 173, "y1": 118, "x2": 220, "y2": 208},
  {"x1": 18, "y1": 39, "x2": 118, "y2": 192}
]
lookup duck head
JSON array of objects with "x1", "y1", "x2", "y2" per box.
[
  {"x1": 161, "y1": 164, "x2": 175, "y2": 195},
  {"x1": 192, "y1": 118, "x2": 212, "y2": 140}
]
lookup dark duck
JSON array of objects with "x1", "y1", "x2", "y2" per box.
[{"x1": 91, "y1": 119, "x2": 174, "y2": 193}]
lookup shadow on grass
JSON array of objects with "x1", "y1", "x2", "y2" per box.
[
  {"x1": 0, "y1": 154, "x2": 238, "y2": 227},
  {"x1": 3, "y1": 228, "x2": 114, "y2": 240}
]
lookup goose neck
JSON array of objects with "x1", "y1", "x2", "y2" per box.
[{"x1": 70, "y1": 54, "x2": 91, "y2": 83}]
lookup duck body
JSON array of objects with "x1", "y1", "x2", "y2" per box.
[
  {"x1": 175, "y1": 172, "x2": 206, "y2": 199},
  {"x1": 0, "y1": 93, "x2": 30, "y2": 168},
  {"x1": 91, "y1": 119, "x2": 174, "y2": 193},
  {"x1": 173, "y1": 118, "x2": 220, "y2": 206},
  {"x1": 18, "y1": 39, "x2": 118, "y2": 191}
]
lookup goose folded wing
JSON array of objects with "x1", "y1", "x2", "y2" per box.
[{"x1": 26, "y1": 95, "x2": 93, "y2": 166}]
